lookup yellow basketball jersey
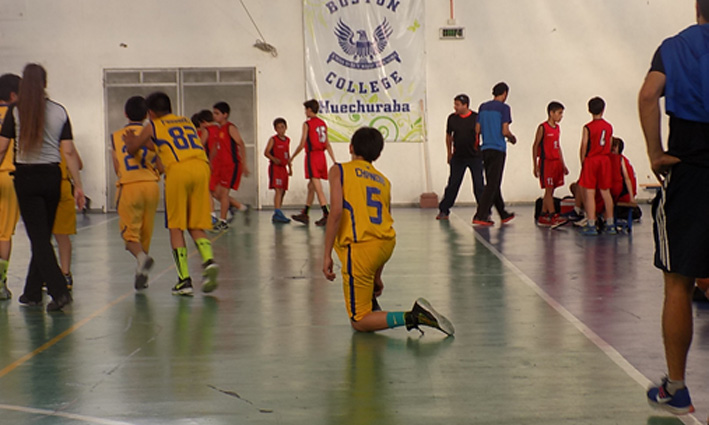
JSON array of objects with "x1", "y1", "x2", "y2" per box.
[
  {"x1": 0, "y1": 104, "x2": 14, "y2": 172},
  {"x1": 112, "y1": 123, "x2": 159, "y2": 185},
  {"x1": 150, "y1": 114, "x2": 207, "y2": 172},
  {"x1": 335, "y1": 159, "x2": 396, "y2": 247}
]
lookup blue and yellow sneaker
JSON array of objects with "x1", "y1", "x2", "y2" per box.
[
  {"x1": 647, "y1": 377, "x2": 695, "y2": 415},
  {"x1": 172, "y1": 277, "x2": 194, "y2": 296},
  {"x1": 201, "y1": 259, "x2": 219, "y2": 293}
]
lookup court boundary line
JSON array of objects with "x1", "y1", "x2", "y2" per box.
[
  {"x1": 0, "y1": 403, "x2": 135, "y2": 425},
  {"x1": 450, "y1": 213, "x2": 701, "y2": 425}
]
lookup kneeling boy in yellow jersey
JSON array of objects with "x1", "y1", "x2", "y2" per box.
[
  {"x1": 124, "y1": 92, "x2": 218, "y2": 295},
  {"x1": 323, "y1": 127, "x2": 454, "y2": 335}
]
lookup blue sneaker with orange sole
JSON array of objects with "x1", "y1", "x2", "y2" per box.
[{"x1": 647, "y1": 377, "x2": 695, "y2": 415}]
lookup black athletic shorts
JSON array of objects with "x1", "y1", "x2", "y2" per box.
[{"x1": 653, "y1": 162, "x2": 709, "y2": 278}]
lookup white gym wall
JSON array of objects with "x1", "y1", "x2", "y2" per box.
[{"x1": 0, "y1": 0, "x2": 691, "y2": 210}]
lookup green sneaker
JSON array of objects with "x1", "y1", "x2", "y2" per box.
[
  {"x1": 172, "y1": 277, "x2": 194, "y2": 296},
  {"x1": 405, "y1": 298, "x2": 455, "y2": 336},
  {"x1": 0, "y1": 278, "x2": 11, "y2": 301},
  {"x1": 201, "y1": 260, "x2": 219, "y2": 293}
]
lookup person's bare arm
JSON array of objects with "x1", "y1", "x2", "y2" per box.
[
  {"x1": 531, "y1": 125, "x2": 543, "y2": 177},
  {"x1": 124, "y1": 125, "x2": 153, "y2": 156},
  {"x1": 639, "y1": 70, "x2": 680, "y2": 181},
  {"x1": 228, "y1": 125, "x2": 250, "y2": 176},
  {"x1": 579, "y1": 127, "x2": 589, "y2": 165},
  {"x1": 325, "y1": 140, "x2": 336, "y2": 164},
  {"x1": 60, "y1": 139, "x2": 86, "y2": 210},
  {"x1": 264, "y1": 137, "x2": 279, "y2": 164},
  {"x1": 445, "y1": 133, "x2": 453, "y2": 164},
  {"x1": 502, "y1": 122, "x2": 516, "y2": 144},
  {"x1": 620, "y1": 159, "x2": 636, "y2": 204},
  {"x1": 323, "y1": 164, "x2": 343, "y2": 281},
  {"x1": 290, "y1": 123, "x2": 308, "y2": 165}
]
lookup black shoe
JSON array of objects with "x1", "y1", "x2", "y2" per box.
[
  {"x1": 19, "y1": 294, "x2": 42, "y2": 307},
  {"x1": 46, "y1": 292, "x2": 72, "y2": 312},
  {"x1": 405, "y1": 298, "x2": 455, "y2": 336},
  {"x1": 292, "y1": 212, "x2": 309, "y2": 224},
  {"x1": 172, "y1": 277, "x2": 194, "y2": 296},
  {"x1": 314, "y1": 215, "x2": 328, "y2": 226}
]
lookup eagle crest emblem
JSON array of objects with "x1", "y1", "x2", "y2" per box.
[{"x1": 334, "y1": 19, "x2": 393, "y2": 63}]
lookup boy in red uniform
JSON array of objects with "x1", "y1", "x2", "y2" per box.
[
  {"x1": 264, "y1": 118, "x2": 292, "y2": 223},
  {"x1": 195, "y1": 110, "x2": 221, "y2": 226},
  {"x1": 578, "y1": 97, "x2": 615, "y2": 236},
  {"x1": 532, "y1": 101, "x2": 569, "y2": 227},
  {"x1": 609, "y1": 137, "x2": 637, "y2": 205},
  {"x1": 290, "y1": 99, "x2": 336, "y2": 226},
  {"x1": 211, "y1": 101, "x2": 250, "y2": 231}
]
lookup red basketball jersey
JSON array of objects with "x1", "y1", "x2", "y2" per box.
[
  {"x1": 538, "y1": 121, "x2": 561, "y2": 161},
  {"x1": 203, "y1": 124, "x2": 220, "y2": 160},
  {"x1": 584, "y1": 118, "x2": 612, "y2": 158},
  {"x1": 270, "y1": 134, "x2": 290, "y2": 164},
  {"x1": 217, "y1": 122, "x2": 240, "y2": 164},
  {"x1": 306, "y1": 117, "x2": 328, "y2": 153}
]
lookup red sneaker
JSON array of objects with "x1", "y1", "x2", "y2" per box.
[
  {"x1": 472, "y1": 217, "x2": 494, "y2": 226},
  {"x1": 537, "y1": 214, "x2": 552, "y2": 227}
]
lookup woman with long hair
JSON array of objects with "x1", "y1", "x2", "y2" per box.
[{"x1": 0, "y1": 63, "x2": 84, "y2": 312}]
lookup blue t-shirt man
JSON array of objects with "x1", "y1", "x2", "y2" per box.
[
  {"x1": 473, "y1": 82, "x2": 517, "y2": 226},
  {"x1": 477, "y1": 100, "x2": 512, "y2": 152}
]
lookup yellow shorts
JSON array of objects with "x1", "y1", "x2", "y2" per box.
[
  {"x1": 335, "y1": 238, "x2": 396, "y2": 322},
  {"x1": 53, "y1": 179, "x2": 76, "y2": 235},
  {"x1": 0, "y1": 172, "x2": 19, "y2": 241},
  {"x1": 164, "y1": 159, "x2": 212, "y2": 231},
  {"x1": 117, "y1": 181, "x2": 159, "y2": 253}
]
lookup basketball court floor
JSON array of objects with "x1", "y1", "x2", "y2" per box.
[{"x1": 0, "y1": 205, "x2": 707, "y2": 424}]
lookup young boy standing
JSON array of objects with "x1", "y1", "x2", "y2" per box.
[
  {"x1": 211, "y1": 101, "x2": 250, "y2": 231},
  {"x1": 578, "y1": 97, "x2": 615, "y2": 236},
  {"x1": 124, "y1": 92, "x2": 218, "y2": 296},
  {"x1": 290, "y1": 99, "x2": 336, "y2": 226},
  {"x1": 0, "y1": 73, "x2": 20, "y2": 300},
  {"x1": 264, "y1": 118, "x2": 292, "y2": 223},
  {"x1": 532, "y1": 101, "x2": 569, "y2": 227},
  {"x1": 111, "y1": 96, "x2": 161, "y2": 290},
  {"x1": 323, "y1": 126, "x2": 454, "y2": 335}
]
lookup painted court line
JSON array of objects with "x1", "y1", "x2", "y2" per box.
[
  {"x1": 450, "y1": 213, "x2": 702, "y2": 425},
  {"x1": 0, "y1": 403, "x2": 135, "y2": 425}
]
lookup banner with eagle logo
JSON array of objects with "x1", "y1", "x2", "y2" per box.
[{"x1": 303, "y1": 0, "x2": 425, "y2": 142}]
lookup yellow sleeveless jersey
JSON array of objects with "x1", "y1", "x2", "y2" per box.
[
  {"x1": 335, "y1": 159, "x2": 396, "y2": 247},
  {"x1": 112, "y1": 123, "x2": 159, "y2": 185},
  {"x1": 150, "y1": 114, "x2": 207, "y2": 172},
  {"x1": 0, "y1": 104, "x2": 14, "y2": 172}
]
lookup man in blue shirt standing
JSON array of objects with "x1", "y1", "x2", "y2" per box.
[
  {"x1": 473, "y1": 82, "x2": 517, "y2": 226},
  {"x1": 640, "y1": 0, "x2": 709, "y2": 415}
]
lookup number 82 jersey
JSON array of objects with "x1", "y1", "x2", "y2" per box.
[
  {"x1": 335, "y1": 159, "x2": 396, "y2": 247},
  {"x1": 150, "y1": 114, "x2": 208, "y2": 171}
]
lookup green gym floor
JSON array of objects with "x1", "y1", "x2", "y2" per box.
[{"x1": 0, "y1": 206, "x2": 705, "y2": 424}]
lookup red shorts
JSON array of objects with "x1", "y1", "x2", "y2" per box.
[
  {"x1": 305, "y1": 151, "x2": 327, "y2": 180},
  {"x1": 578, "y1": 155, "x2": 611, "y2": 190},
  {"x1": 210, "y1": 160, "x2": 242, "y2": 191},
  {"x1": 269, "y1": 164, "x2": 289, "y2": 190},
  {"x1": 539, "y1": 159, "x2": 564, "y2": 189}
]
